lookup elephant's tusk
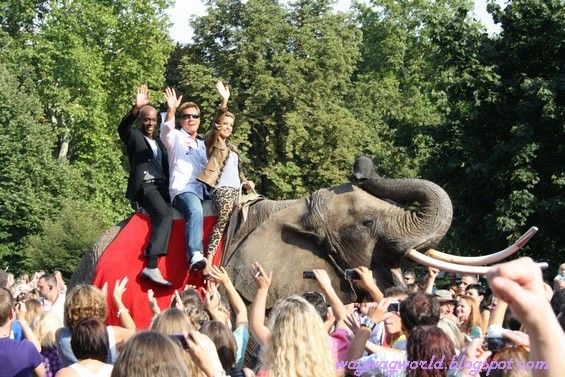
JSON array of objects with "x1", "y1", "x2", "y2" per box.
[
  {"x1": 406, "y1": 248, "x2": 548, "y2": 274},
  {"x1": 424, "y1": 226, "x2": 538, "y2": 266}
]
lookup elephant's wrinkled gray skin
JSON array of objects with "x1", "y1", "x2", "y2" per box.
[
  {"x1": 222, "y1": 157, "x2": 453, "y2": 307},
  {"x1": 71, "y1": 156, "x2": 453, "y2": 308}
]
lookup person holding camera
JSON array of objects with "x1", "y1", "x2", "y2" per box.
[
  {"x1": 344, "y1": 293, "x2": 441, "y2": 377},
  {"x1": 118, "y1": 85, "x2": 173, "y2": 286}
]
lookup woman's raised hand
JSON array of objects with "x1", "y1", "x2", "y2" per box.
[{"x1": 215, "y1": 80, "x2": 230, "y2": 106}]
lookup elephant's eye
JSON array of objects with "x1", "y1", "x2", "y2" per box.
[{"x1": 362, "y1": 218, "x2": 374, "y2": 227}]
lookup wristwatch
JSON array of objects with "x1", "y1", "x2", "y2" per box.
[{"x1": 360, "y1": 317, "x2": 376, "y2": 331}]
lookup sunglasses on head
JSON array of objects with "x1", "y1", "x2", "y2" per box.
[{"x1": 181, "y1": 113, "x2": 200, "y2": 120}]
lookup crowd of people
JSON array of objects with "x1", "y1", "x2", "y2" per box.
[
  {"x1": 1, "y1": 258, "x2": 564, "y2": 377},
  {"x1": 1, "y1": 84, "x2": 564, "y2": 377}
]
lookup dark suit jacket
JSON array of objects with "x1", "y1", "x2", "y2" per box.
[{"x1": 118, "y1": 109, "x2": 169, "y2": 201}]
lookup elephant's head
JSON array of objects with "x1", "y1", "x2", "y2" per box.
[{"x1": 224, "y1": 156, "x2": 453, "y2": 306}]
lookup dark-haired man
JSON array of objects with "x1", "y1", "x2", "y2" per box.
[
  {"x1": 37, "y1": 273, "x2": 65, "y2": 322},
  {"x1": 119, "y1": 84, "x2": 173, "y2": 286}
]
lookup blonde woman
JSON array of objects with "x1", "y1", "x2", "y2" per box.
[
  {"x1": 250, "y1": 263, "x2": 335, "y2": 377},
  {"x1": 31, "y1": 311, "x2": 64, "y2": 377},
  {"x1": 260, "y1": 295, "x2": 335, "y2": 377},
  {"x1": 150, "y1": 308, "x2": 202, "y2": 376},
  {"x1": 455, "y1": 295, "x2": 483, "y2": 339}
]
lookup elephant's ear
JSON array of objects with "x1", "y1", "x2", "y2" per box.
[
  {"x1": 280, "y1": 223, "x2": 325, "y2": 247},
  {"x1": 225, "y1": 222, "x2": 356, "y2": 308},
  {"x1": 279, "y1": 223, "x2": 357, "y2": 306},
  {"x1": 225, "y1": 223, "x2": 324, "y2": 306}
]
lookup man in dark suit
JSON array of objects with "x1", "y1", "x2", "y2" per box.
[{"x1": 118, "y1": 84, "x2": 173, "y2": 286}]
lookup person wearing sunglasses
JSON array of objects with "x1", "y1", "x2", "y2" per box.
[
  {"x1": 161, "y1": 87, "x2": 209, "y2": 271},
  {"x1": 118, "y1": 84, "x2": 174, "y2": 286},
  {"x1": 197, "y1": 81, "x2": 255, "y2": 269}
]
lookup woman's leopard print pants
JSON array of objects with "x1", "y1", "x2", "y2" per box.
[{"x1": 207, "y1": 186, "x2": 239, "y2": 256}]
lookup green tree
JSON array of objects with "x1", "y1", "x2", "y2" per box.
[
  {"x1": 0, "y1": 59, "x2": 85, "y2": 271},
  {"x1": 350, "y1": 0, "x2": 474, "y2": 178},
  {"x1": 425, "y1": 0, "x2": 564, "y2": 264},
  {"x1": 0, "y1": 0, "x2": 174, "y2": 273},
  {"x1": 176, "y1": 0, "x2": 372, "y2": 197},
  {"x1": 30, "y1": 0, "x2": 173, "y2": 222},
  {"x1": 24, "y1": 200, "x2": 108, "y2": 279}
]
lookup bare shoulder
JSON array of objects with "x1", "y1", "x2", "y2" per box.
[{"x1": 55, "y1": 367, "x2": 78, "y2": 377}]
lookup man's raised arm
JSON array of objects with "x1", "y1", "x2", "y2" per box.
[
  {"x1": 160, "y1": 87, "x2": 182, "y2": 150},
  {"x1": 118, "y1": 84, "x2": 150, "y2": 142}
]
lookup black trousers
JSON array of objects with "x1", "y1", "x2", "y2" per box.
[{"x1": 137, "y1": 182, "x2": 173, "y2": 257}]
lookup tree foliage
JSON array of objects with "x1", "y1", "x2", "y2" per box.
[
  {"x1": 424, "y1": 0, "x2": 564, "y2": 266},
  {"x1": 175, "y1": 0, "x2": 375, "y2": 197},
  {"x1": 0, "y1": 0, "x2": 173, "y2": 273}
]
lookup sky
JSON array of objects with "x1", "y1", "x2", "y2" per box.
[{"x1": 166, "y1": 0, "x2": 507, "y2": 45}]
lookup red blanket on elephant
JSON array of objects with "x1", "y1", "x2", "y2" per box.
[{"x1": 92, "y1": 212, "x2": 223, "y2": 329}]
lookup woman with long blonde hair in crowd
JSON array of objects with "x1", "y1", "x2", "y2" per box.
[
  {"x1": 257, "y1": 295, "x2": 335, "y2": 377},
  {"x1": 150, "y1": 308, "x2": 203, "y2": 376}
]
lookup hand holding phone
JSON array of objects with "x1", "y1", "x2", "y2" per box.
[
  {"x1": 387, "y1": 302, "x2": 400, "y2": 312},
  {"x1": 303, "y1": 271, "x2": 315, "y2": 279},
  {"x1": 171, "y1": 334, "x2": 189, "y2": 350},
  {"x1": 344, "y1": 269, "x2": 361, "y2": 280}
]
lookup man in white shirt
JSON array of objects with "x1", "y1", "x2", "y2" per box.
[
  {"x1": 161, "y1": 88, "x2": 208, "y2": 270},
  {"x1": 37, "y1": 273, "x2": 65, "y2": 323}
]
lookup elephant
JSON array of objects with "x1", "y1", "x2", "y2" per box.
[{"x1": 220, "y1": 155, "x2": 453, "y2": 307}]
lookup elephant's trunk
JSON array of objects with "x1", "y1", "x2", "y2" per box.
[{"x1": 356, "y1": 173, "x2": 453, "y2": 256}]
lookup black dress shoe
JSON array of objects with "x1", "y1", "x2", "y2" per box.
[{"x1": 141, "y1": 267, "x2": 172, "y2": 287}]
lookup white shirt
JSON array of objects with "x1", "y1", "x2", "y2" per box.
[
  {"x1": 160, "y1": 119, "x2": 208, "y2": 201},
  {"x1": 42, "y1": 293, "x2": 65, "y2": 323},
  {"x1": 216, "y1": 151, "x2": 241, "y2": 189}
]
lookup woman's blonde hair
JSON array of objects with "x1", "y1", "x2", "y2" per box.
[
  {"x1": 64, "y1": 284, "x2": 107, "y2": 329},
  {"x1": 458, "y1": 295, "x2": 483, "y2": 334},
  {"x1": 150, "y1": 308, "x2": 201, "y2": 376},
  {"x1": 150, "y1": 307, "x2": 193, "y2": 335},
  {"x1": 110, "y1": 331, "x2": 190, "y2": 377},
  {"x1": 24, "y1": 299, "x2": 42, "y2": 324},
  {"x1": 31, "y1": 311, "x2": 63, "y2": 347},
  {"x1": 437, "y1": 317, "x2": 465, "y2": 351},
  {"x1": 262, "y1": 295, "x2": 335, "y2": 377}
]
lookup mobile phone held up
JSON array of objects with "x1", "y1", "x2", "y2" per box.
[
  {"x1": 344, "y1": 269, "x2": 361, "y2": 280},
  {"x1": 303, "y1": 271, "x2": 316, "y2": 279},
  {"x1": 171, "y1": 334, "x2": 189, "y2": 350},
  {"x1": 387, "y1": 302, "x2": 400, "y2": 312}
]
